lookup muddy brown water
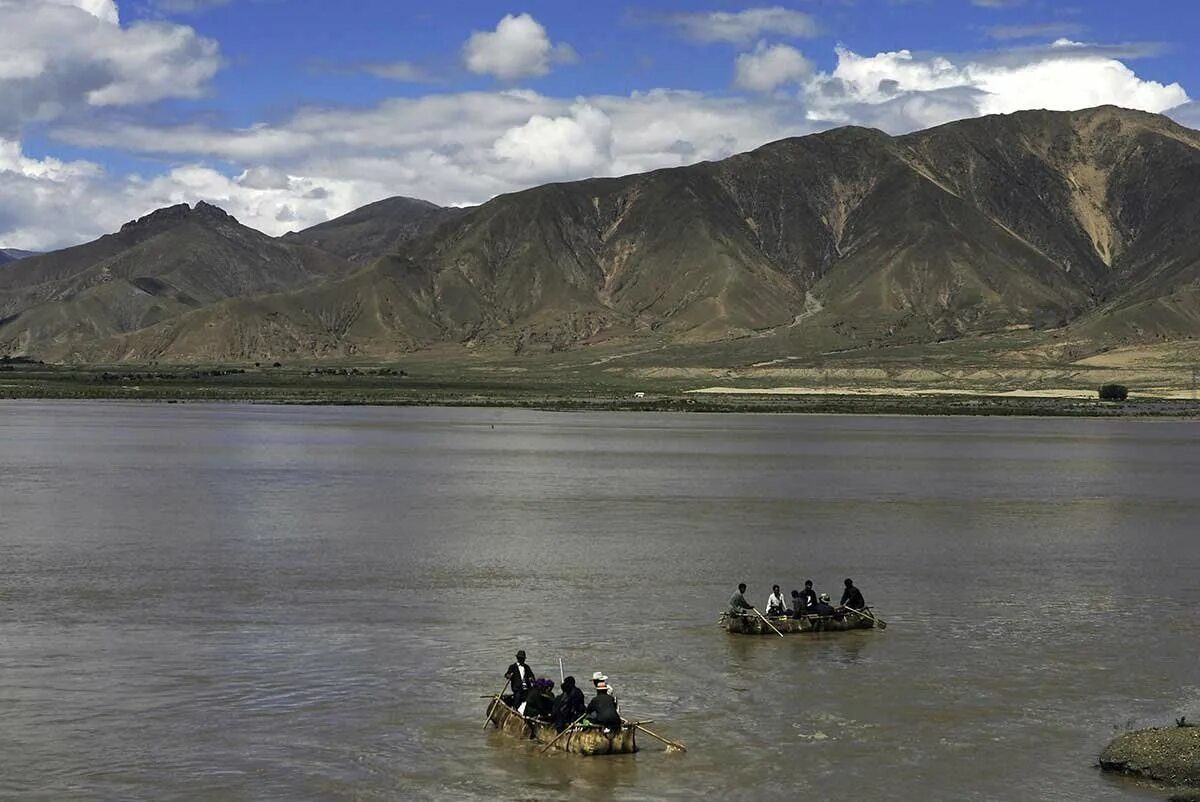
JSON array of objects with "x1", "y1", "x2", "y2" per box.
[{"x1": 2, "y1": 401, "x2": 1198, "y2": 800}]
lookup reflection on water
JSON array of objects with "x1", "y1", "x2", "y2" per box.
[{"x1": 1, "y1": 402, "x2": 1199, "y2": 800}]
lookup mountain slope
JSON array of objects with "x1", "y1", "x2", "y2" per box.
[
  {"x1": 282, "y1": 196, "x2": 465, "y2": 264},
  {"x1": 0, "y1": 203, "x2": 352, "y2": 355},
  {"x1": 3, "y1": 106, "x2": 1199, "y2": 364},
  {"x1": 0, "y1": 249, "x2": 37, "y2": 265}
]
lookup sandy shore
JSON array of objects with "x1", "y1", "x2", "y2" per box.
[{"x1": 689, "y1": 386, "x2": 1200, "y2": 400}]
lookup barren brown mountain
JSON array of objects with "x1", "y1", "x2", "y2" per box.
[
  {"x1": 1, "y1": 106, "x2": 1197, "y2": 364},
  {"x1": 281, "y1": 196, "x2": 466, "y2": 264}
]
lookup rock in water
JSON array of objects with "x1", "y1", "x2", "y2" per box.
[{"x1": 1100, "y1": 725, "x2": 1200, "y2": 788}]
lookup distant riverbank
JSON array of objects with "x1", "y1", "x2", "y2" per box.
[{"x1": 3, "y1": 363, "x2": 1199, "y2": 417}]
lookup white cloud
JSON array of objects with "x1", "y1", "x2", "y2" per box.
[
  {"x1": 0, "y1": 0, "x2": 221, "y2": 135},
  {"x1": 805, "y1": 42, "x2": 1190, "y2": 131},
  {"x1": 151, "y1": 0, "x2": 235, "y2": 12},
  {"x1": 986, "y1": 23, "x2": 1086, "y2": 41},
  {"x1": 735, "y1": 42, "x2": 813, "y2": 93},
  {"x1": 0, "y1": 138, "x2": 111, "y2": 249},
  {"x1": 3, "y1": 31, "x2": 1194, "y2": 251},
  {"x1": 362, "y1": 61, "x2": 432, "y2": 83},
  {"x1": 493, "y1": 103, "x2": 614, "y2": 182},
  {"x1": 42, "y1": 0, "x2": 119, "y2": 23},
  {"x1": 463, "y1": 13, "x2": 576, "y2": 81},
  {"x1": 33, "y1": 89, "x2": 810, "y2": 246},
  {"x1": 130, "y1": 165, "x2": 377, "y2": 235},
  {"x1": 654, "y1": 6, "x2": 818, "y2": 44}
]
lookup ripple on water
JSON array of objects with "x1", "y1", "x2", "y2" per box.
[{"x1": 3, "y1": 404, "x2": 1200, "y2": 800}]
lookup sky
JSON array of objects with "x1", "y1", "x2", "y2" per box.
[{"x1": 2, "y1": 0, "x2": 1199, "y2": 250}]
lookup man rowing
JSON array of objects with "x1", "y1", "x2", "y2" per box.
[
  {"x1": 841, "y1": 578, "x2": 866, "y2": 610},
  {"x1": 584, "y1": 679, "x2": 622, "y2": 732},
  {"x1": 728, "y1": 583, "x2": 755, "y2": 615},
  {"x1": 591, "y1": 671, "x2": 618, "y2": 709}
]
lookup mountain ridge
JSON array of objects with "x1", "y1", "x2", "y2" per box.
[
  {"x1": 281, "y1": 196, "x2": 467, "y2": 264},
  {"x1": 2, "y1": 106, "x2": 1198, "y2": 364}
]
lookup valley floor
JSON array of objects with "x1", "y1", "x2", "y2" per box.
[{"x1": 3, "y1": 348, "x2": 1199, "y2": 417}]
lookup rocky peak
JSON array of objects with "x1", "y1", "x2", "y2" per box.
[{"x1": 119, "y1": 202, "x2": 238, "y2": 235}]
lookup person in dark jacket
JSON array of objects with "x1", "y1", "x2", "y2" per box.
[
  {"x1": 841, "y1": 578, "x2": 866, "y2": 610},
  {"x1": 553, "y1": 676, "x2": 586, "y2": 731},
  {"x1": 798, "y1": 580, "x2": 817, "y2": 614},
  {"x1": 505, "y1": 650, "x2": 536, "y2": 705},
  {"x1": 585, "y1": 680, "x2": 622, "y2": 730},
  {"x1": 523, "y1": 678, "x2": 555, "y2": 720},
  {"x1": 812, "y1": 592, "x2": 838, "y2": 617}
]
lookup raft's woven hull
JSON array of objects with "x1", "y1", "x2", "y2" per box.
[
  {"x1": 724, "y1": 609, "x2": 879, "y2": 634},
  {"x1": 485, "y1": 697, "x2": 638, "y2": 755}
]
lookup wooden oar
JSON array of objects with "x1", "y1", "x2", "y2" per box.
[
  {"x1": 754, "y1": 607, "x2": 785, "y2": 637},
  {"x1": 540, "y1": 713, "x2": 588, "y2": 753},
  {"x1": 482, "y1": 679, "x2": 509, "y2": 730},
  {"x1": 846, "y1": 606, "x2": 888, "y2": 630},
  {"x1": 631, "y1": 721, "x2": 687, "y2": 753}
]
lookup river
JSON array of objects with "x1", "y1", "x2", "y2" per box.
[{"x1": 2, "y1": 401, "x2": 1198, "y2": 800}]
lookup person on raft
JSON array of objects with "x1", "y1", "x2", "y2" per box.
[
  {"x1": 591, "y1": 671, "x2": 618, "y2": 708},
  {"x1": 552, "y1": 676, "x2": 586, "y2": 732},
  {"x1": 797, "y1": 580, "x2": 817, "y2": 615},
  {"x1": 765, "y1": 585, "x2": 789, "y2": 617},
  {"x1": 812, "y1": 593, "x2": 839, "y2": 618},
  {"x1": 505, "y1": 650, "x2": 536, "y2": 706},
  {"x1": 728, "y1": 583, "x2": 755, "y2": 615},
  {"x1": 584, "y1": 679, "x2": 622, "y2": 732},
  {"x1": 521, "y1": 678, "x2": 556, "y2": 720},
  {"x1": 841, "y1": 578, "x2": 866, "y2": 610}
]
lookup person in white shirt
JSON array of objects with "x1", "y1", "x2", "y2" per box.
[
  {"x1": 506, "y1": 650, "x2": 536, "y2": 705},
  {"x1": 765, "y1": 585, "x2": 788, "y2": 616}
]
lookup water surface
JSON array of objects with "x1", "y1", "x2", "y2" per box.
[{"x1": 2, "y1": 402, "x2": 1198, "y2": 800}]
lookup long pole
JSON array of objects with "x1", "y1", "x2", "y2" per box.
[
  {"x1": 483, "y1": 679, "x2": 509, "y2": 730},
  {"x1": 632, "y1": 722, "x2": 688, "y2": 752},
  {"x1": 558, "y1": 657, "x2": 565, "y2": 684},
  {"x1": 754, "y1": 607, "x2": 785, "y2": 637},
  {"x1": 540, "y1": 713, "x2": 588, "y2": 753},
  {"x1": 845, "y1": 606, "x2": 888, "y2": 630}
]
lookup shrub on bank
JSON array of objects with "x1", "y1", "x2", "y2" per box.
[{"x1": 1099, "y1": 384, "x2": 1129, "y2": 401}]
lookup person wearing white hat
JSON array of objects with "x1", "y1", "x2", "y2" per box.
[
  {"x1": 591, "y1": 671, "x2": 618, "y2": 710},
  {"x1": 584, "y1": 679, "x2": 622, "y2": 731},
  {"x1": 812, "y1": 593, "x2": 837, "y2": 617}
]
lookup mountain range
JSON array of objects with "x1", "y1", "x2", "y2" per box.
[
  {"x1": 0, "y1": 249, "x2": 37, "y2": 265},
  {"x1": 1, "y1": 105, "x2": 1198, "y2": 365}
]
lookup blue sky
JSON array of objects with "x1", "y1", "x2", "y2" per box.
[
  {"x1": 3, "y1": 0, "x2": 1198, "y2": 249},
  {"x1": 134, "y1": 1, "x2": 1197, "y2": 121}
]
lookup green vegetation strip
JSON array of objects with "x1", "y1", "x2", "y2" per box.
[{"x1": 2, "y1": 364, "x2": 1199, "y2": 417}]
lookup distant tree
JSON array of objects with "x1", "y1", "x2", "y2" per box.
[
  {"x1": 1099, "y1": 384, "x2": 1129, "y2": 401},
  {"x1": 272, "y1": 361, "x2": 282, "y2": 368}
]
